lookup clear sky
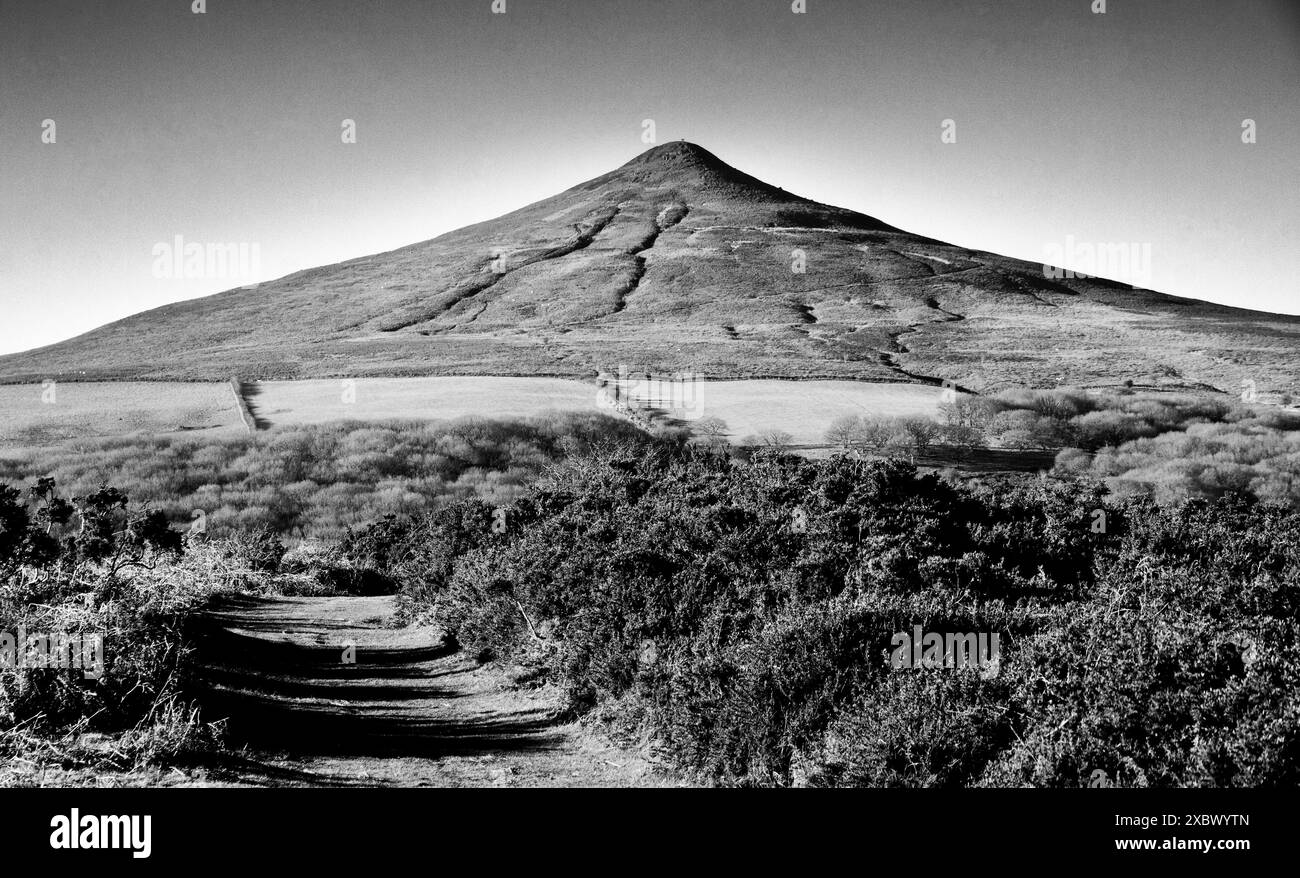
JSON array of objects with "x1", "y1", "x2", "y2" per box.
[{"x1": 1, "y1": 0, "x2": 1296, "y2": 355}]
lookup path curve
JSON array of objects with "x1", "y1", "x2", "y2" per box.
[{"x1": 193, "y1": 594, "x2": 668, "y2": 787}]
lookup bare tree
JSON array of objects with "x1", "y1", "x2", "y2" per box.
[
  {"x1": 825, "y1": 415, "x2": 862, "y2": 449},
  {"x1": 899, "y1": 417, "x2": 941, "y2": 452},
  {"x1": 759, "y1": 429, "x2": 794, "y2": 450},
  {"x1": 695, "y1": 416, "x2": 730, "y2": 438},
  {"x1": 853, "y1": 416, "x2": 900, "y2": 451}
]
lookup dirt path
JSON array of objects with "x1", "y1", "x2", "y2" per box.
[{"x1": 190, "y1": 594, "x2": 671, "y2": 787}]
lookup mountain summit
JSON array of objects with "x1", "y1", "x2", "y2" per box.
[
  {"x1": 602, "y1": 141, "x2": 866, "y2": 212},
  {"x1": 617, "y1": 140, "x2": 733, "y2": 175},
  {"x1": 2, "y1": 142, "x2": 1296, "y2": 393}
]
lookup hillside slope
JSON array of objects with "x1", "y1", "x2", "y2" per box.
[{"x1": 3, "y1": 141, "x2": 1296, "y2": 394}]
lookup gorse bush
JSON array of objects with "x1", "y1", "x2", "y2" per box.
[
  {"x1": 0, "y1": 480, "x2": 214, "y2": 757},
  {"x1": 353, "y1": 444, "x2": 1299, "y2": 786},
  {"x1": 0, "y1": 479, "x2": 368, "y2": 770},
  {"x1": 361, "y1": 447, "x2": 1300, "y2": 790},
  {"x1": 0, "y1": 478, "x2": 181, "y2": 610},
  {"x1": 342, "y1": 499, "x2": 505, "y2": 617}
]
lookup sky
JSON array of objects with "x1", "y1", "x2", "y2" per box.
[{"x1": 1, "y1": 0, "x2": 1297, "y2": 356}]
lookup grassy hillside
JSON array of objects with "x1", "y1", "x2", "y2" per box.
[{"x1": 2, "y1": 143, "x2": 1296, "y2": 396}]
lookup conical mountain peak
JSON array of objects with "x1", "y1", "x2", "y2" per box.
[
  {"x1": 619, "y1": 141, "x2": 726, "y2": 171},
  {"x1": 599, "y1": 140, "x2": 817, "y2": 207},
  {"x1": 1, "y1": 142, "x2": 1295, "y2": 396}
]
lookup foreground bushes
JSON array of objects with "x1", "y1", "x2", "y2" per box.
[
  {"x1": 0, "y1": 480, "x2": 225, "y2": 768},
  {"x1": 0, "y1": 479, "x2": 368, "y2": 773},
  {"x1": 359, "y1": 446, "x2": 1300, "y2": 786}
]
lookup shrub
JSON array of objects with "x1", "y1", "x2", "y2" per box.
[
  {"x1": 0, "y1": 480, "x2": 231, "y2": 764},
  {"x1": 367, "y1": 445, "x2": 1300, "y2": 786},
  {"x1": 0, "y1": 413, "x2": 651, "y2": 539},
  {"x1": 218, "y1": 526, "x2": 284, "y2": 573}
]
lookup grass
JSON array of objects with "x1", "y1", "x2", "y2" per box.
[
  {"x1": 672, "y1": 380, "x2": 942, "y2": 446},
  {"x1": 0, "y1": 381, "x2": 243, "y2": 444},
  {"x1": 250, "y1": 376, "x2": 600, "y2": 428},
  {"x1": 2, "y1": 375, "x2": 951, "y2": 465}
]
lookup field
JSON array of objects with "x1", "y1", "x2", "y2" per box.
[
  {"x1": 677, "y1": 379, "x2": 943, "y2": 445},
  {"x1": 0, "y1": 381, "x2": 244, "y2": 444},
  {"x1": 0, "y1": 377, "x2": 947, "y2": 451},
  {"x1": 248, "y1": 376, "x2": 599, "y2": 427}
]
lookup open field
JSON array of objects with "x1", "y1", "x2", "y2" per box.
[
  {"x1": 249, "y1": 377, "x2": 947, "y2": 443},
  {"x1": 678, "y1": 379, "x2": 943, "y2": 445},
  {"x1": 0, "y1": 377, "x2": 948, "y2": 451},
  {"x1": 249, "y1": 376, "x2": 599, "y2": 428},
  {"x1": 0, "y1": 381, "x2": 244, "y2": 445}
]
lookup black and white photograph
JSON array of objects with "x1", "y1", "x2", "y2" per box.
[{"x1": 0, "y1": 0, "x2": 1295, "y2": 862}]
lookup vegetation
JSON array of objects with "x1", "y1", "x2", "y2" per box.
[
  {"x1": 827, "y1": 388, "x2": 1300, "y2": 506},
  {"x1": 0, "y1": 479, "x2": 224, "y2": 772},
  {"x1": 1059, "y1": 417, "x2": 1300, "y2": 505},
  {"x1": 5, "y1": 386, "x2": 1296, "y2": 786},
  {"x1": 352, "y1": 445, "x2": 1300, "y2": 787},
  {"x1": 0, "y1": 478, "x2": 380, "y2": 778},
  {"x1": 0, "y1": 412, "x2": 649, "y2": 540}
]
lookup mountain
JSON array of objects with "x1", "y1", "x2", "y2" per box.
[{"x1": 3, "y1": 141, "x2": 1296, "y2": 395}]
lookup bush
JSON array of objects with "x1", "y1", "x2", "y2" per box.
[
  {"x1": 0, "y1": 479, "x2": 379, "y2": 767},
  {"x1": 365, "y1": 445, "x2": 1300, "y2": 786},
  {"x1": 989, "y1": 410, "x2": 1075, "y2": 449},
  {"x1": 219, "y1": 526, "x2": 284, "y2": 573},
  {"x1": 0, "y1": 413, "x2": 652, "y2": 539},
  {"x1": 0, "y1": 480, "x2": 230, "y2": 763}
]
